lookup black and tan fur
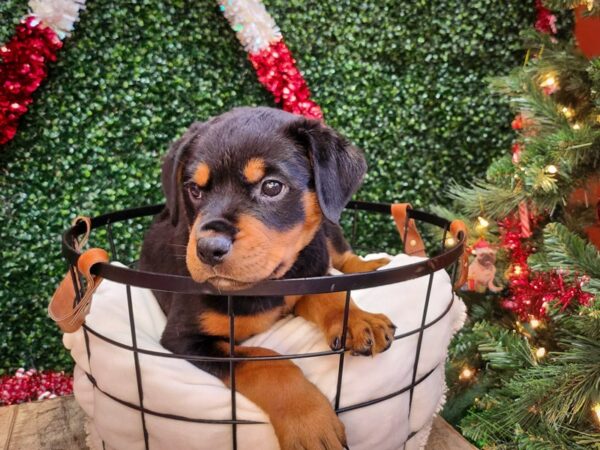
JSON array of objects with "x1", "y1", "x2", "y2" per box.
[{"x1": 139, "y1": 107, "x2": 393, "y2": 450}]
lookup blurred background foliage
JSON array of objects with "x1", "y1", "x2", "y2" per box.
[{"x1": 0, "y1": 0, "x2": 540, "y2": 372}]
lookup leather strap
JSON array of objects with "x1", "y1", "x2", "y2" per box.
[
  {"x1": 450, "y1": 220, "x2": 469, "y2": 290},
  {"x1": 391, "y1": 203, "x2": 426, "y2": 257},
  {"x1": 48, "y1": 217, "x2": 109, "y2": 332},
  {"x1": 391, "y1": 204, "x2": 469, "y2": 290}
]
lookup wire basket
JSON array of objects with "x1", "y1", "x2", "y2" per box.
[{"x1": 59, "y1": 201, "x2": 466, "y2": 450}]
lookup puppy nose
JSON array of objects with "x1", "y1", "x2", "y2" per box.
[{"x1": 197, "y1": 235, "x2": 232, "y2": 266}]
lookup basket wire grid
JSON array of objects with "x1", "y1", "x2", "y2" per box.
[{"x1": 62, "y1": 201, "x2": 465, "y2": 450}]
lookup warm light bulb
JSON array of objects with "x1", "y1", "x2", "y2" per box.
[
  {"x1": 572, "y1": 123, "x2": 581, "y2": 130},
  {"x1": 545, "y1": 165, "x2": 558, "y2": 175},
  {"x1": 445, "y1": 236, "x2": 456, "y2": 247},
  {"x1": 459, "y1": 367, "x2": 474, "y2": 381},
  {"x1": 514, "y1": 265, "x2": 523, "y2": 276},
  {"x1": 540, "y1": 76, "x2": 555, "y2": 87},
  {"x1": 560, "y1": 106, "x2": 574, "y2": 118},
  {"x1": 535, "y1": 347, "x2": 546, "y2": 358},
  {"x1": 530, "y1": 318, "x2": 541, "y2": 329},
  {"x1": 593, "y1": 403, "x2": 600, "y2": 423},
  {"x1": 477, "y1": 216, "x2": 489, "y2": 228}
]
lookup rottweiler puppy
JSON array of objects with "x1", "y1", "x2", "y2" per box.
[{"x1": 139, "y1": 107, "x2": 394, "y2": 450}]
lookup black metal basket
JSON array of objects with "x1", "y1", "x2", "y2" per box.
[{"x1": 61, "y1": 201, "x2": 466, "y2": 450}]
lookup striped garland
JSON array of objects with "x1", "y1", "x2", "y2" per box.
[
  {"x1": 217, "y1": 0, "x2": 323, "y2": 120},
  {"x1": 0, "y1": 0, "x2": 85, "y2": 146}
]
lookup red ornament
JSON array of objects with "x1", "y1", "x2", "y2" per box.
[
  {"x1": 249, "y1": 40, "x2": 323, "y2": 120},
  {"x1": 534, "y1": 0, "x2": 558, "y2": 35},
  {"x1": 512, "y1": 142, "x2": 523, "y2": 164},
  {"x1": 0, "y1": 17, "x2": 62, "y2": 146},
  {"x1": 0, "y1": 368, "x2": 73, "y2": 406}
]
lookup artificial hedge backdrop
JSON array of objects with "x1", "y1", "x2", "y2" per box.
[{"x1": 0, "y1": 0, "x2": 534, "y2": 373}]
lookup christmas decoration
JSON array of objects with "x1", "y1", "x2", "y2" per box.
[
  {"x1": 465, "y1": 240, "x2": 503, "y2": 293},
  {"x1": 217, "y1": 0, "x2": 322, "y2": 119},
  {"x1": 0, "y1": 18, "x2": 62, "y2": 145},
  {"x1": 535, "y1": 0, "x2": 558, "y2": 34},
  {"x1": 441, "y1": 2, "x2": 600, "y2": 446},
  {"x1": 0, "y1": 368, "x2": 73, "y2": 406},
  {"x1": 0, "y1": 0, "x2": 85, "y2": 146}
]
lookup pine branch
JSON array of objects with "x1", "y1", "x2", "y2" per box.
[
  {"x1": 529, "y1": 222, "x2": 600, "y2": 294},
  {"x1": 447, "y1": 181, "x2": 525, "y2": 219},
  {"x1": 459, "y1": 308, "x2": 600, "y2": 449},
  {"x1": 542, "y1": 0, "x2": 600, "y2": 16}
]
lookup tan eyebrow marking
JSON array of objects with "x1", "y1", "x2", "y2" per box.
[
  {"x1": 243, "y1": 158, "x2": 266, "y2": 184},
  {"x1": 193, "y1": 162, "x2": 210, "y2": 187}
]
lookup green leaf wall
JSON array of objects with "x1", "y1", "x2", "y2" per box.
[{"x1": 0, "y1": 0, "x2": 533, "y2": 372}]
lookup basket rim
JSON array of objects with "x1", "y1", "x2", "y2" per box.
[{"x1": 62, "y1": 201, "x2": 465, "y2": 296}]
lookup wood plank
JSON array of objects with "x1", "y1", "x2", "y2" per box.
[
  {"x1": 0, "y1": 405, "x2": 17, "y2": 450},
  {"x1": 426, "y1": 415, "x2": 477, "y2": 450},
  {"x1": 0, "y1": 396, "x2": 87, "y2": 450},
  {"x1": 0, "y1": 395, "x2": 475, "y2": 450}
]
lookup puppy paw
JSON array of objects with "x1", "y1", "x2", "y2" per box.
[
  {"x1": 327, "y1": 309, "x2": 396, "y2": 356},
  {"x1": 274, "y1": 390, "x2": 346, "y2": 450},
  {"x1": 340, "y1": 255, "x2": 391, "y2": 274}
]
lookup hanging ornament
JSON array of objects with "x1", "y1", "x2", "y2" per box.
[
  {"x1": 464, "y1": 239, "x2": 503, "y2": 293},
  {"x1": 534, "y1": 0, "x2": 558, "y2": 35}
]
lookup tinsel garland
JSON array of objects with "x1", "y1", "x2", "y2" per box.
[
  {"x1": 0, "y1": 0, "x2": 85, "y2": 146},
  {"x1": 0, "y1": 18, "x2": 62, "y2": 145},
  {"x1": 217, "y1": 0, "x2": 323, "y2": 119},
  {"x1": 498, "y1": 215, "x2": 593, "y2": 319},
  {"x1": 0, "y1": 368, "x2": 73, "y2": 406}
]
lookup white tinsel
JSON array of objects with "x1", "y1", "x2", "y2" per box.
[
  {"x1": 28, "y1": 0, "x2": 86, "y2": 39},
  {"x1": 217, "y1": 0, "x2": 282, "y2": 53}
]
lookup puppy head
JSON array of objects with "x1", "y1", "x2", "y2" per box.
[{"x1": 161, "y1": 107, "x2": 366, "y2": 289}]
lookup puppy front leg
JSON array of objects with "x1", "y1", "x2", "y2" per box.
[
  {"x1": 226, "y1": 345, "x2": 346, "y2": 450},
  {"x1": 162, "y1": 334, "x2": 346, "y2": 450},
  {"x1": 292, "y1": 292, "x2": 395, "y2": 356},
  {"x1": 324, "y1": 222, "x2": 390, "y2": 273}
]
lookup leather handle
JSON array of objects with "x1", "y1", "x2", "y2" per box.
[
  {"x1": 450, "y1": 220, "x2": 469, "y2": 290},
  {"x1": 391, "y1": 203, "x2": 426, "y2": 257},
  {"x1": 391, "y1": 204, "x2": 469, "y2": 290},
  {"x1": 48, "y1": 217, "x2": 109, "y2": 332}
]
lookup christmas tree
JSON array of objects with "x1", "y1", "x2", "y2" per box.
[{"x1": 439, "y1": 3, "x2": 600, "y2": 448}]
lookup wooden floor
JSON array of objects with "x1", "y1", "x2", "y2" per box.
[{"x1": 0, "y1": 396, "x2": 476, "y2": 449}]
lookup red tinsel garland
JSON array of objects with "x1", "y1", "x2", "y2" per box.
[
  {"x1": 535, "y1": 0, "x2": 557, "y2": 35},
  {"x1": 498, "y1": 215, "x2": 593, "y2": 319},
  {"x1": 0, "y1": 17, "x2": 62, "y2": 145},
  {"x1": 503, "y1": 270, "x2": 593, "y2": 319},
  {"x1": 0, "y1": 368, "x2": 73, "y2": 406},
  {"x1": 249, "y1": 40, "x2": 323, "y2": 120}
]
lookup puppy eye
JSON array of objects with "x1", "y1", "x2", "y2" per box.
[
  {"x1": 261, "y1": 180, "x2": 284, "y2": 197},
  {"x1": 187, "y1": 183, "x2": 203, "y2": 200}
]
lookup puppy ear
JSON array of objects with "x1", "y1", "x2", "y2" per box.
[
  {"x1": 286, "y1": 119, "x2": 367, "y2": 223},
  {"x1": 161, "y1": 121, "x2": 206, "y2": 226}
]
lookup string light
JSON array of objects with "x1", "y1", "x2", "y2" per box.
[
  {"x1": 445, "y1": 236, "x2": 456, "y2": 247},
  {"x1": 513, "y1": 264, "x2": 523, "y2": 276},
  {"x1": 572, "y1": 123, "x2": 581, "y2": 130},
  {"x1": 459, "y1": 367, "x2": 475, "y2": 381},
  {"x1": 560, "y1": 106, "x2": 574, "y2": 118},
  {"x1": 545, "y1": 165, "x2": 558, "y2": 175},
  {"x1": 530, "y1": 318, "x2": 541, "y2": 329},
  {"x1": 539, "y1": 73, "x2": 557, "y2": 89},
  {"x1": 593, "y1": 403, "x2": 600, "y2": 424},
  {"x1": 477, "y1": 216, "x2": 490, "y2": 228},
  {"x1": 535, "y1": 347, "x2": 546, "y2": 359}
]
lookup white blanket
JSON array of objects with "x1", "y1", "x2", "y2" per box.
[{"x1": 64, "y1": 253, "x2": 465, "y2": 450}]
